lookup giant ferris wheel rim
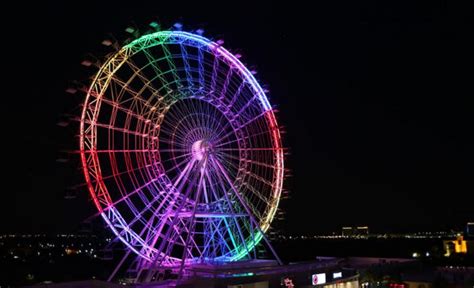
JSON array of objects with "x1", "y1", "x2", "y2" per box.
[{"x1": 79, "y1": 29, "x2": 284, "y2": 263}]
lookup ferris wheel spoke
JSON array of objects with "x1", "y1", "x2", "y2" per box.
[
  {"x1": 155, "y1": 137, "x2": 184, "y2": 147},
  {"x1": 216, "y1": 152, "x2": 277, "y2": 170},
  {"x1": 210, "y1": 121, "x2": 234, "y2": 143},
  {"x1": 211, "y1": 104, "x2": 236, "y2": 137},
  {"x1": 162, "y1": 106, "x2": 188, "y2": 129},
  {"x1": 170, "y1": 97, "x2": 197, "y2": 119},
  {"x1": 159, "y1": 151, "x2": 192, "y2": 166},
  {"x1": 205, "y1": 169, "x2": 229, "y2": 204},
  {"x1": 217, "y1": 147, "x2": 283, "y2": 152},
  {"x1": 163, "y1": 112, "x2": 200, "y2": 140},
  {"x1": 193, "y1": 105, "x2": 207, "y2": 129},
  {"x1": 211, "y1": 99, "x2": 232, "y2": 129},
  {"x1": 171, "y1": 158, "x2": 197, "y2": 192},
  {"x1": 157, "y1": 148, "x2": 190, "y2": 153},
  {"x1": 166, "y1": 156, "x2": 196, "y2": 182},
  {"x1": 200, "y1": 173, "x2": 209, "y2": 204},
  {"x1": 213, "y1": 126, "x2": 278, "y2": 148},
  {"x1": 212, "y1": 153, "x2": 239, "y2": 175},
  {"x1": 157, "y1": 122, "x2": 182, "y2": 138},
  {"x1": 212, "y1": 110, "x2": 270, "y2": 144},
  {"x1": 181, "y1": 111, "x2": 206, "y2": 134}
]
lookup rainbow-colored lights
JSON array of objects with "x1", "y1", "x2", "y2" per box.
[{"x1": 79, "y1": 29, "x2": 284, "y2": 268}]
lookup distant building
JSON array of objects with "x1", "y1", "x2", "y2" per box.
[
  {"x1": 356, "y1": 226, "x2": 369, "y2": 238},
  {"x1": 342, "y1": 227, "x2": 354, "y2": 237},
  {"x1": 342, "y1": 226, "x2": 369, "y2": 238},
  {"x1": 467, "y1": 222, "x2": 474, "y2": 237},
  {"x1": 443, "y1": 235, "x2": 474, "y2": 257}
]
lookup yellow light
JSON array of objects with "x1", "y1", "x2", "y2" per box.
[{"x1": 454, "y1": 235, "x2": 467, "y2": 254}]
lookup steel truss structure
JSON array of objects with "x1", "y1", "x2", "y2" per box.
[{"x1": 79, "y1": 30, "x2": 284, "y2": 281}]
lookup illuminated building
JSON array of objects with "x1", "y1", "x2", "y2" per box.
[
  {"x1": 356, "y1": 226, "x2": 369, "y2": 238},
  {"x1": 342, "y1": 227, "x2": 354, "y2": 237},
  {"x1": 443, "y1": 235, "x2": 468, "y2": 257},
  {"x1": 342, "y1": 226, "x2": 369, "y2": 238}
]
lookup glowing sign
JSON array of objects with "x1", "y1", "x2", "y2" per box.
[
  {"x1": 312, "y1": 273, "x2": 326, "y2": 285},
  {"x1": 333, "y1": 272, "x2": 342, "y2": 279}
]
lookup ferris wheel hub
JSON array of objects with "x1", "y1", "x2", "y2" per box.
[{"x1": 192, "y1": 140, "x2": 211, "y2": 161}]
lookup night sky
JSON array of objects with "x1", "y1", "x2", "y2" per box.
[{"x1": 3, "y1": 1, "x2": 473, "y2": 235}]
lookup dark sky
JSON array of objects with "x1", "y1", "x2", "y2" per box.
[{"x1": 3, "y1": 0, "x2": 473, "y2": 235}]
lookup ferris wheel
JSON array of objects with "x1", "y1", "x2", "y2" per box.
[{"x1": 79, "y1": 27, "x2": 284, "y2": 278}]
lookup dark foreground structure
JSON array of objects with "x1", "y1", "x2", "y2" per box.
[{"x1": 23, "y1": 257, "x2": 474, "y2": 287}]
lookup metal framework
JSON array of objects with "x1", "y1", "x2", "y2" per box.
[{"x1": 79, "y1": 30, "x2": 284, "y2": 280}]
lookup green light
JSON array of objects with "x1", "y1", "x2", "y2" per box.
[
  {"x1": 232, "y1": 231, "x2": 263, "y2": 261},
  {"x1": 125, "y1": 27, "x2": 135, "y2": 34},
  {"x1": 231, "y1": 272, "x2": 255, "y2": 277},
  {"x1": 149, "y1": 22, "x2": 160, "y2": 29}
]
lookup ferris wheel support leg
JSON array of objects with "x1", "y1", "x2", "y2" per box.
[
  {"x1": 212, "y1": 158, "x2": 283, "y2": 265},
  {"x1": 250, "y1": 220, "x2": 257, "y2": 260},
  {"x1": 108, "y1": 249, "x2": 132, "y2": 282},
  {"x1": 177, "y1": 166, "x2": 206, "y2": 281}
]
